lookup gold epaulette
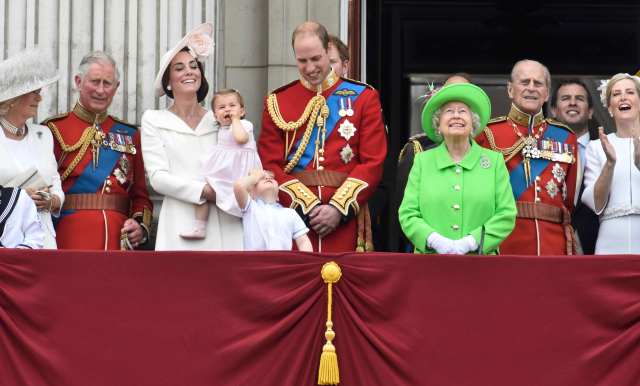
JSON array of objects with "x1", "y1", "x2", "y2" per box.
[
  {"x1": 545, "y1": 118, "x2": 574, "y2": 133},
  {"x1": 279, "y1": 179, "x2": 320, "y2": 214},
  {"x1": 340, "y1": 77, "x2": 375, "y2": 90},
  {"x1": 329, "y1": 177, "x2": 369, "y2": 216},
  {"x1": 488, "y1": 116, "x2": 507, "y2": 124},
  {"x1": 398, "y1": 135, "x2": 427, "y2": 162},
  {"x1": 40, "y1": 111, "x2": 69, "y2": 125}
]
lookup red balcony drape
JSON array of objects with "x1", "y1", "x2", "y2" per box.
[{"x1": 1, "y1": 250, "x2": 639, "y2": 386}]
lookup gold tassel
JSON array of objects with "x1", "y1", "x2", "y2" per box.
[{"x1": 318, "y1": 262, "x2": 342, "y2": 385}]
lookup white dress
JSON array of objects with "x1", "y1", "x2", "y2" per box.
[
  {"x1": 582, "y1": 133, "x2": 640, "y2": 254},
  {"x1": 141, "y1": 110, "x2": 243, "y2": 251},
  {"x1": 0, "y1": 123, "x2": 64, "y2": 249},
  {"x1": 201, "y1": 119, "x2": 262, "y2": 217},
  {"x1": 241, "y1": 198, "x2": 309, "y2": 251}
]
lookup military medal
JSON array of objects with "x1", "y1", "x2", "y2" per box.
[
  {"x1": 552, "y1": 163, "x2": 566, "y2": 183},
  {"x1": 345, "y1": 97, "x2": 354, "y2": 117},
  {"x1": 545, "y1": 179, "x2": 559, "y2": 198},
  {"x1": 338, "y1": 97, "x2": 347, "y2": 117},
  {"x1": 340, "y1": 144, "x2": 354, "y2": 164},
  {"x1": 119, "y1": 154, "x2": 130, "y2": 176},
  {"x1": 338, "y1": 119, "x2": 356, "y2": 141}
]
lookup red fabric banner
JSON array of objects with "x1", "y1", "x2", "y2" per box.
[{"x1": 1, "y1": 250, "x2": 639, "y2": 386}]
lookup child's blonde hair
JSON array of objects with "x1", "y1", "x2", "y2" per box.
[{"x1": 212, "y1": 88, "x2": 245, "y2": 108}]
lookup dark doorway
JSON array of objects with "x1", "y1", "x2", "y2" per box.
[{"x1": 365, "y1": 0, "x2": 640, "y2": 251}]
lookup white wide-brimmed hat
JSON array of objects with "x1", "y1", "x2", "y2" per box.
[
  {"x1": 0, "y1": 47, "x2": 59, "y2": 103},
  {"x1": 154, "y1": 22, "x2": 214, "y2": 97}
]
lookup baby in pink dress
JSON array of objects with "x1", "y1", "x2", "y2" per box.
[{"x1": 181, "y1": 89, "x2": 261, "y2": 239}]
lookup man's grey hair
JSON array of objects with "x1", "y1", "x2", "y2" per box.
[
  {"x1": 432, "y1": 106, "x2": 482, "y2": 137},
  {"x1": 76, "y1": 51, "x2": 120, "y2": 81},
  {"x1": 509, "y1": 59, "x2": 551, "y2": 90}
]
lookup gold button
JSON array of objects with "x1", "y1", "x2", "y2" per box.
[
  {"x1": 451, "y1": 224, "x2": 460, "y2": 230},
  {"x1": 535, "y1": 197, "x2": 541, "y2": 202},
  {"x1": 536, "y1": 176, "x2": 541, "y2": 181},
  {"x1": 536, "y1": 187, "x2": 541, "y2": 192},
  {"x1": 105, "y1": 187, "x2": 111, "y2": 193},
  {"x1": 452, "y1": 204, "x2": 460, "y2": 210},
  {"x1": 106, "y1": 180, "x2": 112, "y2": 186},
  {"x1": 318, "y1": 166, "x2": 324, "y2": 171},
  {"x1": 454, "y1": 185, "x2": 461, "y2": 191}
]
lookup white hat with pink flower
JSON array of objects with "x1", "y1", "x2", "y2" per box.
[{"x1": 154, "y1": 22, "x2": 213, "y2": 97}]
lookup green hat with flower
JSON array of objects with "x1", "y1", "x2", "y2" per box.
[{"x1": 421, "y1": 83, "x2": 491, "y2": 143}]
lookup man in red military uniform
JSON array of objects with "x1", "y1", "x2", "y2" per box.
[
  {"x1": 258, "y1": 21, "x2": 387, "y2": 252},
  {"x1": 476, "y1": 59, "x2": 578, "y2": 255},
  {"x1": 43, "y1": 52, "x2": 152, "y2": 250}
]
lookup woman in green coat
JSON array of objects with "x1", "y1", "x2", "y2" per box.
[{"x1": 399, "y1": 83, "x2": 516, "y2": 254}]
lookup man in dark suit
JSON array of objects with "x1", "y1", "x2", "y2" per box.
[{"x1": 550, "y1": 79, "x2": 599, "y2": 254}]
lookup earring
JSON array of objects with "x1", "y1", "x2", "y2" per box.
[{"x1": 167, "y1": 85, "x2": 172, "y2": 91}]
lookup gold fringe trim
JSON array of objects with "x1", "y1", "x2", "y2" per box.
[{"x1": 318, "y1": 261, "x2": 342, "y2": 385}]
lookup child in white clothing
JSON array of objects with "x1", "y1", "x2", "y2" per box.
[
  {"x1": 181, "y1": 89, "x2": 262, "y2": 239},
  {"x1": 233, "y1": 169, "x2": 312, "y2": 251}
]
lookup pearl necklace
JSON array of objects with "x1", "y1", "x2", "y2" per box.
[{"x1": 0, "y1": 117, "x2": 25, "y2": 137}]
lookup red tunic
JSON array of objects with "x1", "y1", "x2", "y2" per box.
[
  {"x1": 44, "y1": 104, "x2": 153, "y2": 250},
  {"x1": 476, "y1": 105, "x2": 577, "y2": 255},
  {"x1": 258, "y1": 73, "x2": 387, "y2": 252}
]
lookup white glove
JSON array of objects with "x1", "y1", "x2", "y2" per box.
[
  {"x1": 452, "y1": 235, "x2": 478, "y2": 255},
  {"x1": 427, "y1": 232, "x2": 457, "y2": 254}
]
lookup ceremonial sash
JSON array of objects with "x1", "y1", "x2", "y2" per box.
[
  {"x1": 288, "y1": 81, "x2": 366, "y2": 172},
  {"x1": 67, "y1": 122, "x2": 136, "y2": 195},
  {"x1": 0, "y1": 187, "x2": 20, "y2": 242},
  {"x1": 510, "y1": 124, "x2": 570, "y2": 200}
]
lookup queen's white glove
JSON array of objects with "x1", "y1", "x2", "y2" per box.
[
  {"x1": 427, "y1": 232, "x2": 457, "y2": 254},
  {"x1": 453, "y1": 235, "x2": 478, "y2": 255}
]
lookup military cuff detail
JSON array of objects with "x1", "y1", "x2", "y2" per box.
[
  {"x1": 329, "y1": 177, "x2": 368, "y2": 216},
  {"x1": 279, "y1": 179, "x2": 320, "y2": 215}
]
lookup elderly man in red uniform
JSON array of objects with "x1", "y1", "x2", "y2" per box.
[
  {"x1": 43, "y1": 52, "x2": 152, "y2": 250},
  {"x1": 476, "y1": 59, "x2": 577, "y2": 255},
  {"x1": 258, "y1": 21, "x2": 387, "y2": 252}
]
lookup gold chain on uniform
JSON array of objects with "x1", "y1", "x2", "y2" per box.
[
  {"x1": 267, "y1": 93, "x2": 329, "y2": 173},
  {"x1": 48, "y1": 122, "x2": 97, "y2": 181}
]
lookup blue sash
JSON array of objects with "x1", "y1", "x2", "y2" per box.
[
  {"x1": 510, "y1": 124, "x2": 570, "y2": 200},
  {"x1": 67, "y1": 122, "x2": 136, "y2": 194},
  {"x1": 288, "y1": 81, "x2": 366, "y2": 172}
]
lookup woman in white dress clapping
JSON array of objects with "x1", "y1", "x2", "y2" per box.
[{"x1": 582, "y1": 73, "x2": 640, "y2": 254}]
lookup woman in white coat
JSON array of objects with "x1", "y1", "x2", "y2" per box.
[
  {"x1": 0, "y1": 48, "x2": 63, "y2": 249},
  {"x1": 582, "y1": 73, "x2": 640, "y2": 253},
  {"x1": 141, "y1": 23, "x2": 243, "y2": 250}
]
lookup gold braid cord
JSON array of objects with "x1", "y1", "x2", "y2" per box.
[
  {"x1": 318, "y1": 261, "x2": 342, "y2": 385},
  {"x1": 267, "y1": 93, "x2": 328, "y2": 173},
  {"x1": 48, "y1": 122, "x2": 97, "y2": 181},
  {"x1": 483, "y1": 127, "x2": 525, "y2": 163}
]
